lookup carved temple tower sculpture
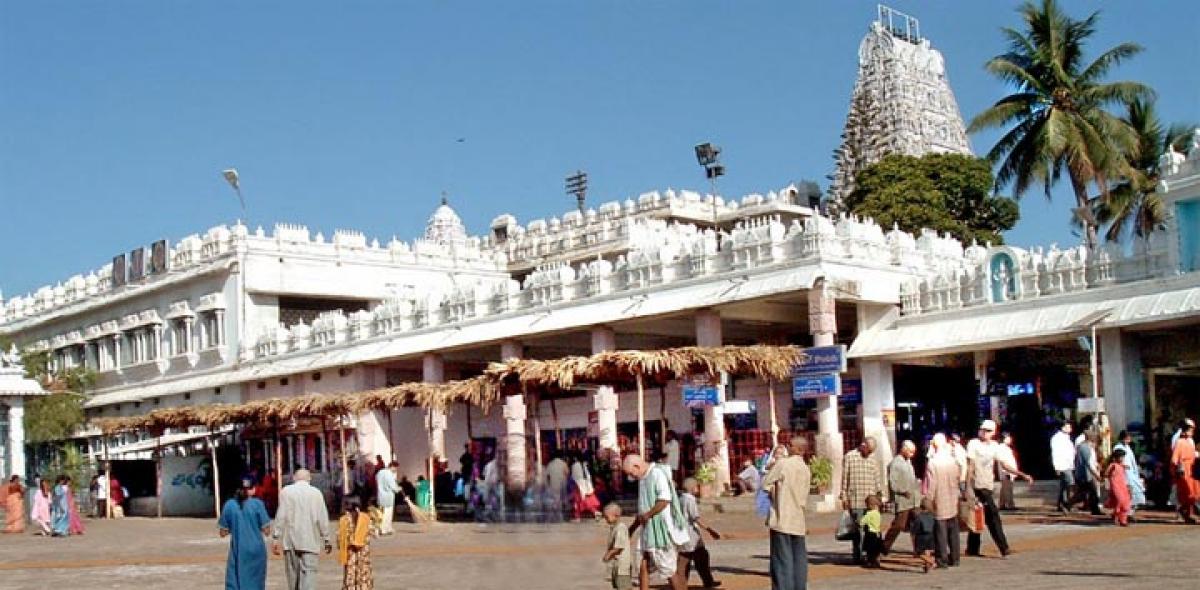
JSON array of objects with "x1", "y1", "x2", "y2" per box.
[{"x1": 828, "y1": 6, "x2": 972, "y2": 212}]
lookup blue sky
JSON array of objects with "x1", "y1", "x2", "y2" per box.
[{"x1": 2, "y1": 1, "x2": 1197, "y2": 297}]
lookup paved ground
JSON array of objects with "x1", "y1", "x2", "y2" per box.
[{"x1": 1, "y1": 504, "x2": 1196, "y2": 589}]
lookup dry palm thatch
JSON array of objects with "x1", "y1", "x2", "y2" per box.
[{"x1": 487, "y1": 345, "x2": 804, "y2": 393}]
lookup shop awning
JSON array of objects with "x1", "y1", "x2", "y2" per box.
[
  {"x1": 100, "y1": 427, "x2": 233, "y2": 458},
  {"x1": 850, "y1": 274, "x2": 1200, "y2": 360}
]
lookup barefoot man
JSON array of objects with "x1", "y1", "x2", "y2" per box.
[{"x1": 624, "y1": 454, "x2": 690, "y2": 590}]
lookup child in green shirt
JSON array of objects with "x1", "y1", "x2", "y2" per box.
[{"x1": 860, "y1": 494, "x2": 883, "y2": 568}]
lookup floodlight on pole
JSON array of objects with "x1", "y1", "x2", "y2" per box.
[
  {"x1": 565, "y1": 170, "x2": 588, "y2": 214},
  {"x1": 222, "y1": 168, "x2": 246, "y2": 221},
  {"x1": 694, "y1": 142, "x2": 725, "y2": 223}
]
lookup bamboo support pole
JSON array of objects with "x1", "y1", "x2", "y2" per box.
[
  {"x1": 103, "y1": 436, "x2": 112, "y2": 520},
  {"x1": 768, "y1": 380, "x2": 780, "y2": 444},
  {"x1": 208, "y1": 435, "x2": 222, "y2": 519},
  {"x1": 636, "y1": 373, "x2": 646, "y2": 458},
  {"x1": 338, "y1": 419, "x2": 350, "y2": 495},
  {"x1": 274, "y1": 426, "x2": 283, "y2": 498},
  {"x1": 156, "y1": 432, "x2": 163, "y2": 519},
  {"x1": 550, "y1": 398, "x2": 562, "y2": 451},
  {"x1": 426, "y1": 409, "x2": 438, "y2": 522}
]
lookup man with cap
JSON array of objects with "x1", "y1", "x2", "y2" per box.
[
  {"x1": 965, "y1": 420, "x2": 1032, "y2": 557},
  {"x1": 272, "y1": 469, "x2": 331, "y2": 590}
]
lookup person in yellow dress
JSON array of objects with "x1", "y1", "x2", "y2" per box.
[{"x1": 337, "y1": 499, "x2": 374, "y2": 590}]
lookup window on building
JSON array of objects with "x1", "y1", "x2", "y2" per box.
[
  {"x1": 199, "y1": 311, "x2": 224, "y2": 349},
  {"x1": 171, "y1": 319, "x2": 192, "y2": 356}
]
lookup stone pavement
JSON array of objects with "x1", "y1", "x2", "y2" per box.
[{"x1": 0, "y1": 505, "x2": 1196, "y2": 589}]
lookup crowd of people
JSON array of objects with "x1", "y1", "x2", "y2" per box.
[
  {"x1": 1, "y1": 473, "x2": 93, "y2": 537},
  {"x1": 6, "y1": 413, "x2": 1199, "y2": 590}
]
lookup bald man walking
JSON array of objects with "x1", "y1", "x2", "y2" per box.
[
  {"x1": 272, "y1": 469, "x2": 331, "y2": 590},
  {"x1": 882, "y1": 440, "x2": 920, "y2": 556}
]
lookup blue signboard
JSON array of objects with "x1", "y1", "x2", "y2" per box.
[
  {"x1": 793, "y1": 373, "x2": 840, "y2": 400},
  {"x1": 793, "y1": 345, "x2": 848, "y2": 376},
  {"x1": 682, "y1": 375, "x2": 721, "y2": 408},
  {"x1": 840, "y1": 378, "x2": 862, "y2": 404}
]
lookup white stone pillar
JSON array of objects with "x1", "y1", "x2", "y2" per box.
[
  {"x1": 112, "y1": 335, "x2": 123, "y2": 369},
  {"x1": 1100, "y1": 328, "x2": 1146, "y2": 433},
  {"x1": 184, "y1": 317, "x2": 195, "y2": 354},
  {"x1": 9, "y1": 398, "x2": 26, "y2": 480},
  {"x1": 859, "y1": 360, "x2": 895, "y2": 488},
  {"x1": 809, "y1": 279, "x2": 842, "y2": 510},
  {"x1": 353, "y1": 410, "x2": 391, "y2": 464},
  {"x1": 423, "y1": 353, "x2": 446, "y2": 461},
  {"x1": 215, "y1": 310, "x2": 225, "y2": 346},
  {"x1": 695, "y1": 309, "x2": 731, "y2": 490},
  {"x1": 591, "y1": 327, "x2": 620, "y2": 453},
  {"x1": 502, "y1": 394, "x2": 527, "y2": 492}
]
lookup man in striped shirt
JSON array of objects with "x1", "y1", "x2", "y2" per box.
[{"x1": 840, "y1": 437, "x2": 883, "y2": 565}]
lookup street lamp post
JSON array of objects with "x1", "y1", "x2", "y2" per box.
[{"x1": 222, "y1": 168, "x2": 246, "y2": 222}]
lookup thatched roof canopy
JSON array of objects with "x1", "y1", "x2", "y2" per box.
[
  {"x1": 89, "y1": 345, "x2": 802, "y2": 435},
  {"x1": 486, "y1": 345, "x2": 804, "y2": 394}
]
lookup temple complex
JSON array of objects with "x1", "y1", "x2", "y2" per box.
[{"x1": 1, "y1": 8, "x2": 1197, "y2": 516}]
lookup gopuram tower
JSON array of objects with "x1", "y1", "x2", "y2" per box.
[{"x1": 828, "y1": 6, "x2": 972, "y2": 212}]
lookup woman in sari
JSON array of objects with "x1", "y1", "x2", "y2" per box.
[
  {"x1": 1170, "y1": 422, "x2": 1198, "y2": 524},
  {"x1": 1112, "y1": 431, "x2": 1146, "y2": 520},
  {"x1": 51, "y1": 476, "x2": 70, "y2": 536},
  {"x1": 64, "y1": 476, "x2": 85, "y2": 535},
  {"x1": 3, "y1": 475, "x2": 25, "y2": 533},
  {"x1": 1105, "y1": 449, "x2": 1133, "y2": 526},
  {"x1": 337, "y1": 499, "x2": 374, "y2": 590},
  {"x1": 31, "y1": 479, "x2": 52, "y2": 535},
  {"x1": 218, "y1": 481, "x2": 272, "y2": 590}
]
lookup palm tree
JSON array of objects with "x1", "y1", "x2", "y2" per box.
[
  {"x1": 1095, "y1": 99, "x2": 1194, "y2": 242},
  {"x1": 968, "y1": 0, "x2": 1154, "y2": 249}
]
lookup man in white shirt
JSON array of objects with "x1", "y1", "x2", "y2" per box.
[
  {"x1": 664, "y1": 431, "x2": 682, "y2": 483},
  {"x1": 965, "y1": 420, "x2": 1031, "y2": 558},
  {"x1": 1050, "y1": 422, "x2": 1076, "y2": 512},
  {"x1": 94, "y1": 471, "x2": 109, "y2": 518},
  {"x1": 272, "y1": 469, "x2": 331, "y2": 590},
  {"x1": 375, "y1": 461, "x2": 400, "y2": 534}
]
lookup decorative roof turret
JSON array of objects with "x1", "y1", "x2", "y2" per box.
[{"x1": 423, "y1": 195, "x2": 469, "y2": 246}]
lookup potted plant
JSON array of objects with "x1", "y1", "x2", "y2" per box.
[
  {"x1": 694, "y1": 463, "x2": 718, "y2": 498},
  {"x1": 809, "y1": 457, "x2": 833, "y2": 494}
]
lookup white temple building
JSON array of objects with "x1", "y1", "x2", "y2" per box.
[
  {"x1": 0, "y1": 8, "x2": 1196, "y2": 515},
  {"x1": 1, "y1": 143, "x2": 1197, "y2": 510}
]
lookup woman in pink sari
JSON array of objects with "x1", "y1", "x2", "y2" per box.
[
  {"x1": 31, "y1": 479, "x2": 52, "y2": 535},
  {"x1": 65, "y1": 476, "x2": 85, "y2": 535},
  {"x1": 3, "y1": 475, "x2": 25, "y2": 533},
  {"x1": 1105, "y1": 448, "x2": 1132, "y2": 526}
]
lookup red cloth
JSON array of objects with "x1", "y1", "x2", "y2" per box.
[
  {"x1": 109, "y1": 478, "x2": 124, "y2": 506},
  {"x1": 1172, "y1": 437, "x2": 1198, "y2": 517},
  {"x1": 1105, "y1": 463, "x2": 1131, "y2": 524}
]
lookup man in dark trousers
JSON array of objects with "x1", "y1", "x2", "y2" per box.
[{"x1": 965, "y1": 420, "x2": 1032, "y2": 557}]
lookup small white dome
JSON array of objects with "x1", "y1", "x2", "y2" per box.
[{"x1": 424, "y1": 197, "x2": 468, "y2": 245}]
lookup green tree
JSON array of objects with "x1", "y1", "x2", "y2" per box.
[
  {"x1": 846, "y1": 153, "x2": 1019, "y2": 245},
  {"x1": 1095, "y1": 99, "x2": 1195, "y2": 242},
  {"x1": 18, "y1": 348, "x2": 93, "y2": 443},
  {"x1": 968, "y1": 0, "x2": 1153, "y2": 249}
]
